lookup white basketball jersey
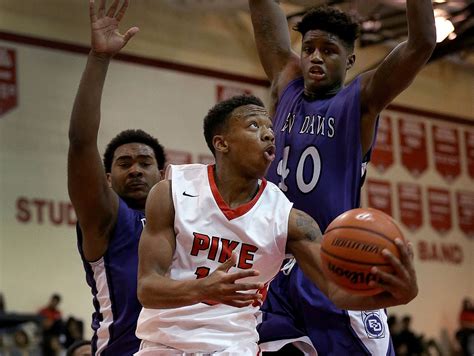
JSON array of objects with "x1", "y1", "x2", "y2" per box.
[{"x1": 136, "y1": 164, "x2": 293, "y2": 353}]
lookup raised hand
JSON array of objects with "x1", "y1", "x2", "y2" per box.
[
  {"x1": 89, "y1": 0, "x2": 139, "y2": 57},
  {"x1": 200, "y1": 253, "x2": 264, "y2": 308},
  {"x1": 369, "y1": 239, "x2": 418, "y2": 305}
]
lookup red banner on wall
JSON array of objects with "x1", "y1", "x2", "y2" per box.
[
  {"x1": 456, "y1": 191, "x2": 474, "y2": 239},
  {"x1": 367, "y1": 179, "x2": 392, "y2": 217},
  {"x1": 465, "y1": 131, "x2": 474, "y2": 179},
  {"x1": 398, "y1": 118, "x2": 428, "y2": 178},
  {"x1": 371, "y1": 115, "x2": 394, "y2": 173},
  {"x1": 428, "y1": 187, "x2": 452, "y2": 234},
  {"x1": 432, "y1": 125, "x2": 461, "y2": 183},
  {"x1": 0, "y1": 47, "x2": 17, "y2": 117},
  {"x1": 398, "y1": 183, "x2": 423, "y2": 232}
]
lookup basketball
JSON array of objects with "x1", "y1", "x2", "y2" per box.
[{"x1": 320, "y1": 208, "x2": 404, "y2": 296}]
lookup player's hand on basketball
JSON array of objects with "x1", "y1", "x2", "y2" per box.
[
  {"x1": 89, "y1": 0, "x2": 139, "y2": 57},
  {"x1": 200, "y1": 253, "x2": 264, "y2": 308},
  {"x1": 369, "y1": 239, "x2": 418, "y2": 304}
]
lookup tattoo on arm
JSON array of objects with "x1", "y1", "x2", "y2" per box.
[{"x1": 295, "y1": 210, "x2": 323, "y2": 243}]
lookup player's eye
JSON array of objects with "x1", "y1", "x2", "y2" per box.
[{"x1": 249, "y1": 122, "x2": 258, "y2": 128}]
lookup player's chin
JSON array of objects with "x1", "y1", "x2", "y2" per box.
[
  {"x1": 125, "y1": 189, "x2": 148, "y2": 201},
  {"x1": 257, "y1": 164, "x2": 271, "y2": 179}
]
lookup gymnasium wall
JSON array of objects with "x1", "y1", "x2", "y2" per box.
[
  {"x1": 0, "y1": 0, "x2": 473, "y2": 348},
  {"x1": 361, "y1": 108, "x2": 473, "y2": 344}
]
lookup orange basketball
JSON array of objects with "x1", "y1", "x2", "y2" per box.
[{"x1": 320, "y1": 208, "x2": 404, "y2": 296}]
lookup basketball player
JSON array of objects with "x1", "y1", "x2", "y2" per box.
[
  {"x1": 68, "y1": 0, "x2": 165, "y2": 354},
  {"x1": 248, "y1": 1, "x2": 436, "y2": 355},
  {"x1": 134, "y1": 95, "x2": 418, "y2": 355}
]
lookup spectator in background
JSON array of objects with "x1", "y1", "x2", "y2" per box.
[
  {"x1": 9, "y1": 328, "x2": 41, "y2": 356},
  {"x1": 38, "y1": 294, "x2": 63, "y2": 356},
  {"x1": 38, "y1": 294, "x2": 62, "y2": 329},
  {"x1": 66, "y1": 340, "x2": 92, "y2": 356},
  {"x1": 396, "y1": 315, "x2": 423, "y2": 356},
  {"x1": 63, "y1": 317, "x2": 84, "y2": 350},
  {"x1": 0, "y1": 293, "x2": 5, "y2": 313},
  {"x1": 387, "y1": 315, "x2": 402, "y2": 351},
  {"x1": 455, "y1": 298, "x2": 474, "y2": 356}
]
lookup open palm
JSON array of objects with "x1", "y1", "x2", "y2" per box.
[{"x1": 89, "y1": 0, "x2": 139, "y2": 56}]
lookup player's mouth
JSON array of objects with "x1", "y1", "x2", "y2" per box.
[
  {"x1": 263, "y1": 145, "x2": 276, "y2": 162},
  {"x1": 127, "y1": 180, "x2": 147, "y2": 189},
  {"x1": 309, "y1": 66, "x2": 326, "y2": 80}
]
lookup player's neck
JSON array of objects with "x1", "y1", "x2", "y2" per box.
[
  {"x1": 303, "y1": 83, "x2": 342, "y2": 101},
  {"x1": 213, "y1": 166, "x2": 260, "y2": 209}
]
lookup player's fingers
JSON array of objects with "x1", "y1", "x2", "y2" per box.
[
  {"x1": 369, "y1": 267, "x2": 400, "y2": 288},
  {"x1": 123, "y1": 27, "x2": 139, "y2": 44},
  {"x1": 395, "y1": 239, "x2": 412, "y2": 267},
  {"x1": 97, "y1": 0, "x2": 106, "y2": 17},
  {"x1": 106, "y1": 0, "x2": 120, "y2": 17},
  {"x1": 115, "y1": 0, "x2": 129, "y2": 22},
  {"x1": 223, "y1": 292, "x2": 262, "y2": 301},
  {"x1": 89, "y1": 0, "x2": 98, "y2": 23},
  {"x1": 231, "y1": 282, "x2": 264, "y2": 292},
  {"x1": 217, "y1": 253, "x2": 237, "y2": 273},
  {"x1": 381, "y1": 248, "x2": 410, "y2": 281},
  {"x1": 226, "y1": 269, "x2": 260, "y2": 283},
  {"x1": 406, "y1": 241, "x2": 415, "y2": 260}
]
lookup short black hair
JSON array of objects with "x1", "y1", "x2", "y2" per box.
[
  {"x1": 203, "y1": 95, "x2": 265, "y2": 155},
  {"x1": 51, "y1": 294, "x2": 61, "y2": 302},
  {"x1": 102, "y1": 129, "x2": 165, "y2": 173},
  {"x1": 294, "y1": 6, "x2": 360, "y2": 51}
]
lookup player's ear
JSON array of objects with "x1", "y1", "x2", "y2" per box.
[
  {"x1": 213, "y1": 135, "x2": 229, "y2": 153},
  {"x1": 346, "y1": 53, "x2": 355, "y2": 71},
  {"x1": 106, "y1": 173, "x2": 113, "y2": 188}
]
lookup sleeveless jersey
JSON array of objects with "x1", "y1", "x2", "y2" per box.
[
  {"x1": 260, "y1": 77, "x2": 393, "y2": 355},
  {"x1": 135, "y1": 164, "x2": 293, "y2": 353},
  {"x1": 267, "y1": 76, "x2": 364, "y2": 231},
  {"x1": 77, "y1": 198, "x2": 144, "y2": 356}
]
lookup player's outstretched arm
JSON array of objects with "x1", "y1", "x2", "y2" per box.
[
  {"x1": 359, "y1": 0, "x2": 436, "y2": 155},
  {"x1": 68, "y1": 0, "x2": 139, "y2": 261},
  {"x1": 137, "y1": 180, "x2": 264, "y2": 309},
  {"x1": 287, "y1": 209, "x2": 418, "y2": 310},
  {"x1": 248, "y1": 0, "x2": 301, "y2": 111}
]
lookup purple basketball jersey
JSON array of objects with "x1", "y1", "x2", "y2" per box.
[
  {"x1": 77, "y1": 199, "x2": 144, "y2": 355},
  {"x1": 267, "y1": 76, "x2": 363, "y2": 232},
  {"x1": 260, "y1": 77, "x2": 393, "y2": 355}
]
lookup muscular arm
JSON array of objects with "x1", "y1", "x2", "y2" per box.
[
  {"x1": 137, "y1": 180, "x2": 264, "y2": 309},
  {"x1": 248, "y1": 0, "x2": 301, "y2": 113},
  {"x1": 287, "y1": 209, "x2": 418, "y2": 310},
  {"x1": 68, "y1": 53, "x2": 118, "y2": 262},
  {"x1": 359, "y1": 0, "x2": 436, "y2": 155},
  {"x1": 68, "y1": 0, "x2": 139, "y2": 261}
]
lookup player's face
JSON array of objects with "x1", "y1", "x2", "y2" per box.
[
  {"x1": 108, "y1": 143, "x2": 162, "y2": 209},
  {"x1": 72, "y1": 344, "x2": 92, "y2": 356},
  {"x1": 224, "y1": 104, "x2": 275, "y2": 178},
  {"x1": 300, "y1": 30, "x2": 354, "y2": 98}
]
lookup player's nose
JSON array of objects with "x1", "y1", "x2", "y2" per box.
[{"x1": 262, "y1": 127, "x2": 274, "y2": 143}]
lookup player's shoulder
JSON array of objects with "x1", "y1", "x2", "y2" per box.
[
  {"x1": 165, "y1": 163, "x2": 207, "y2": 179},
  {"x1": 339, "y1": 75, "x2": 362, "y2": 96},
  {"x1": 264, "y1": 180, "x2": 292, "y2": 202}
]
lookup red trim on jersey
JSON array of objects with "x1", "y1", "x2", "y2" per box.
[{"x1": 207, "y1": 165, "x2": 267, "y2": 221}]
